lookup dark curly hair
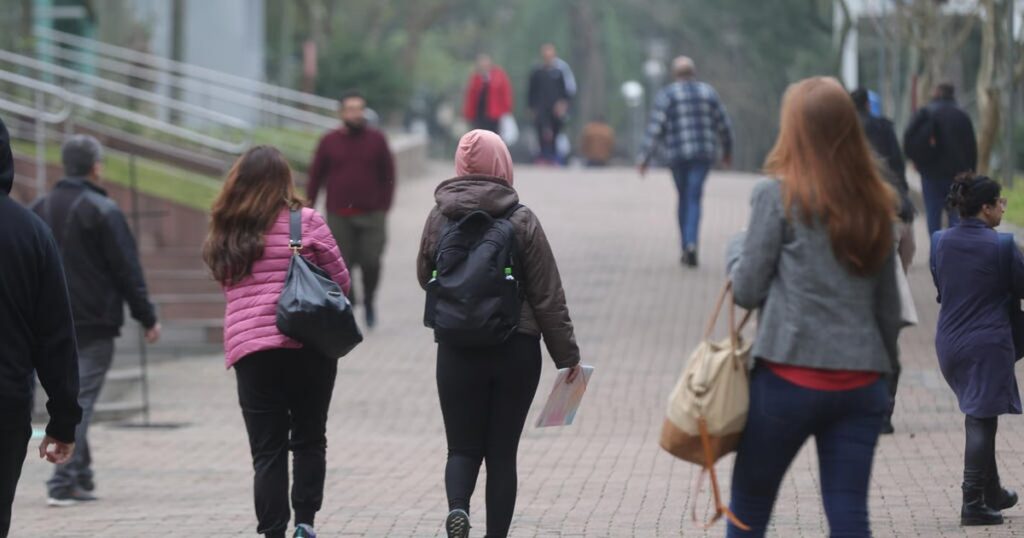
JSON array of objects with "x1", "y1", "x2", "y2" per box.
[{"x1": 947, "y1": 172, "x2": 1002, "y2": 218}]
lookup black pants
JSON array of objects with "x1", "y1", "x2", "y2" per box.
[
  {"x1": 474, "y1": 117, "x2": 500, "y2": 134},
  {"x1": 534, "y1": 114, "x2": 563, "y2": 162},
  {"x1": 437, "y1": 334, "x2": 542, "y2": 538},
  {"x1": 235, "y1": 348, "x2": 338, "y2": 537},
  {"x1": 964, "y1": 415, "x2": 1002, "y2": 496},
  {"x1": 0, "y1": 416, "x2": 31, "y2": 537}
]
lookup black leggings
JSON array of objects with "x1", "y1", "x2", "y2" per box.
[
  {"x1": 437, "y1": 334, "x2": 542, "y2": 538},
  {"x1": 235, "y1": 348, "x2": 338, "y2": 538},
  {"x1": 964, "y1": 415, "x2": 1001, "y2": 494}
]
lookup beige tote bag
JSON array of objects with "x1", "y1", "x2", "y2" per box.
[{"x1": 660, "y1": 281, "x2": 752, "y2": 529}]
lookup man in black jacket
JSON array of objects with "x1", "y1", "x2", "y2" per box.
[
  {"x1": 852, "y1": 89, "x2": 916, "y2": 436},
  {"x1": 852, "y1": 88, "x2": 916, "y2": 271},
  {"x1": 32, "y1": 134, "x2": 160, "y2": 506},
  {"x1": 0, "y1": 116, "x2": 81, "y2": 536},
  {"x1": 903, "y1": 83, "x2": 978, "y2": 235},
  {"x1": 527, "y1": 44, "x2": 571, "y2": 164}
]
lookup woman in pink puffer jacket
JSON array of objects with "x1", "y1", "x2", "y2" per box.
[{"x1": 202, "y1": 146, "x2": 350, "y2": 538}]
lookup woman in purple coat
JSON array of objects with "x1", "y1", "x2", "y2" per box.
[{"x1": 931, "y1": 173, "x2": 1023, "y2": 527}]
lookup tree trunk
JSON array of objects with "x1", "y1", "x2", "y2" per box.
[
  {"x1": 976, "y1": 0, "x2": 1004, "y2": 175},
  {"x1": 569, "y1": 0, "x2": 607, "y2": 123}
]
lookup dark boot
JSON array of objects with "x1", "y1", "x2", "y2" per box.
[
  {"x1": 962, "y1": 485, "x2": 1004, "y2": 526},
  {"x1": 985, "y1": 469, "x2": 1018, "y2": 511}
]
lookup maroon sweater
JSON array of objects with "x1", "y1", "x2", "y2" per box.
[{"x1": 307, "y1": 126, "x2": 396, "y2": 215}]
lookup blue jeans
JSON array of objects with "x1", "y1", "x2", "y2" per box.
[
  {"x1": 728, "y1": 366, "x2": 888, "y2": 537},
  {"x1": 670, "y1": 159, "x2": 711, "y2": 252},
  {"x1": 921, "y1": 175, "x2": 960, "y2": 236}
]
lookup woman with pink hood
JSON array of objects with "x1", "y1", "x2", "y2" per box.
[{"x1": 417, "y1": 130, "x2": 582, "y2": 538}]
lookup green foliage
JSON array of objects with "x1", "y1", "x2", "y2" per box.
[{"x1": 315, "y1": 36, "x2": 409, "y2": 115}]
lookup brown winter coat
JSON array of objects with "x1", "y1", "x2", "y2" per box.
[{"x1": 416, "y1": 175, "x2": 581, "y2": 368}]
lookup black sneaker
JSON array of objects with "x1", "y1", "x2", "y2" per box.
[
  {"x1": 445, "y1": 509, "x2": 470, "y2": 538},
  {"x1": 684, "y1": 248, "x2": 698, "y2": 268},
  {"x1": 47, "y1": 487, "x2": 98, "y2": 507},
  {"x1": 293, "y1": 523, "x2": 317, "y2": 538},
  {"x1": 78, "y1": 476, "x2": 95, "y2": 492}
]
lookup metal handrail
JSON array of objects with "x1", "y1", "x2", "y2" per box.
[
  {"x1": 0, "y1": 70, "x2": 71, "y2": 123},
  {"x1": 34, "y1": 26, "x2": 339, "y2": 112},
  {"x1": 0, "y1": 57, "x2": 250, "y2": 154},
  {"x1": 0, "y1": 49, "x2": 250, "y2": 133},
  {"x1": 34, "y1": 40, "x2": 337, "y2": 131}
]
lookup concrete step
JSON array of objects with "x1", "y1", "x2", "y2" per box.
[{"x1": 93, "y1": 400, "x2": 146, "y2": 422}]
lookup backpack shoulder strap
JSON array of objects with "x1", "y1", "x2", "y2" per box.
[
  {"x1": 501, "y1": 203, "x2": 525, "y2": 220},
  {"x1": 289, "y1": 208, "x2": 302, "y2": 252}
]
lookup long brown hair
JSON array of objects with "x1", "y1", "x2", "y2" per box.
[
  {"x1": 202, "y1": 146, "x2": 304, "y2": 285},
  {"x1": 764, "y1": 77, "x2": 895, "y2": 276}
]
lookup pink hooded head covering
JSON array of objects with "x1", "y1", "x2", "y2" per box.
[{"x1": 455, "y1": 129, "x2": 514, "y2": 185}]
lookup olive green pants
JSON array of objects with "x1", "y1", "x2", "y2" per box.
[{"x1": 327, "y1": 211, "x2": 387, "y2": 307}]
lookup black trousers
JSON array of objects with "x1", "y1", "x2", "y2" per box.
[
  {"x1": 437, "y1": 334, "x2": 542, "y2": 538},
  {"x1": 0, "y1": 416, "x2": 31, "y2": 537},
  {"x1": 235, "y1": 348, "x2": 338, "y2": 537},
  {"x1": 964, "y1": 415, "x2": 1002, "y2": 497}
]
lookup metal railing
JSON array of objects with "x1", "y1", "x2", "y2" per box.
[
  {"x1": 34, "y1": 26, "x2": 339, "y2": 115},
  {"x1": 0, "y1": 71, "x2": 70, "y2": 198},
  {"x1": 33, "y1": 39, "x2": 338, "y2": 132},
  {"x1": 0, "y1": 49, "x2": 250, "y2": 153}
]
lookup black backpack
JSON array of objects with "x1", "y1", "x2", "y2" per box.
[
  {"x1": 424, "y1": 205, "x2": 523, "y2": 347},
  {"x1": 903, "y1": 107, "x2": 939, "y2": 166}
]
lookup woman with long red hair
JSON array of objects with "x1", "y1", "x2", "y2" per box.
[
  {"x1": 203, "y1": 146, "x2": 350, "y2": 538},
  {"x1": 725, "y1": 77, "x2": 905, "y2": 536}
]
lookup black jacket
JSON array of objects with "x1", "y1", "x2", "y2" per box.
[
  {"x1": 32, "y1": 178, "x2": 157, "y2": 339},
  {"x1": 905, "y1": 97, "x2": 978, "y2": 180},
  {"x1": 0, "y1": 117, "x2": 82, "y2": 442},
  {"x1": 859, "y1": 112, "x2": 915, "y2": 222},
  {"x1": 527, "y1": 65, "x2": 569, "y2": 118}
]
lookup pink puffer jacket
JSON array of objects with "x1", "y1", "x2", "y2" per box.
[{"x1": 221, "y1": 207, "x2": 350, "y2": 368}]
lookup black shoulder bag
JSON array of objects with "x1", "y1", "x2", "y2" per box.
[{"x1": 276, "y1": 209, "x2": 363, "y2": 358}]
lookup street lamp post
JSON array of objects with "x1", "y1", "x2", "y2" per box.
[{"x1": 621, "y1": 80, "x2": 645, "y2": 160}]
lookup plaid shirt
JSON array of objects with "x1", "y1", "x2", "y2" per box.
[{"x1": 640, "y1": 80, "x2": 733, "y2": 164}]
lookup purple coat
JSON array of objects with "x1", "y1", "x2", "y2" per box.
[
  {"x1": 931, "y1": 218, "x2": 1023, "y2": 417},
  {"x1": 221, "y1": 207, "x2": 350, "y2": 368}
]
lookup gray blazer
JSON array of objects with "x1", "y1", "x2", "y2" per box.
[{"x1": 726, "y1": 178, "x2": 902, "y2": 373}]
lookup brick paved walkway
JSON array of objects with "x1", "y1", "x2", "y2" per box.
[{"x1": 11, "y1": 165, "x2": 1024, "y2": 536}]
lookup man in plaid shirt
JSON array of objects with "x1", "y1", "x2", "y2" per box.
[{"x1": 639, "y1": 56, "x2": 733, "y2": 267}]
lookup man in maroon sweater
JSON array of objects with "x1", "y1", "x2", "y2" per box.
[{"x1": 307, "y1": 91, "x2": 395, "y2": 328}]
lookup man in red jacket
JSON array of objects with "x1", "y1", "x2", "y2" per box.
[
  {"x1": 463, "y1": 54, "x2": 513, "y2": 134},
  {"x1": 308, "y1": 91, "x2": 395, "y2": 328}
]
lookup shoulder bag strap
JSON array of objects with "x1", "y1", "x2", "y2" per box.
[
  {"x1": 689, "y1": 418, "x2": 751, "y2": 531},
  {"x1": 289, "y1": 208, "x2": 302, "y2": 254}
]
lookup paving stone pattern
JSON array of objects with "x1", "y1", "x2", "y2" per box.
[{"x1": 11, "y1": 165, "x2": 1023, "y2": 536}]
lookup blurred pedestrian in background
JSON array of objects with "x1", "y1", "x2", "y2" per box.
[
  {"x1": 204, "y1": 146, "x2": 350, "y2": 538},
  {"x1": 527, "y1": 44, "x2": 572, "y2": 165},
  {"x1": 904, "y1": 83, "x2": 978, "y2": 236},
  {"x1": 726, "y1": 77, "x2": 903, "y2": 537},
  {"x1": 0, "y1": 116, "x2": 81, "y2": 537},
  {"x1": 639, "y1": 56, "x2": 733, "y2": 268},
  {"x1": 463, "y1": 54, "x2": 514, "y2": 134},
  {"x1": 930, "y1": 173, "x2": 1021, "y2": 527},
  {"x1": 307, "y1": 90, "x2": 395, "y2": 329},
  {"x1": 33, "y1": 134, "x2": 160, "y2": 507}
]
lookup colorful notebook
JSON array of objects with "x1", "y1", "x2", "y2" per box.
[{"x1": 535, "y1": 365, "x2": 594, "y2": 427}]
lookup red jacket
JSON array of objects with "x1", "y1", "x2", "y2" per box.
[
  {"x1": 463, "y1": 67, "x2": 514, "y2": 122},
  {"x1": 307, "y1": 126, "x2": 395, "y2": 215}
]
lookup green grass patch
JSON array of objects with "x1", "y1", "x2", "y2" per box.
[{"x1": 11, "y1": 140, "x2": 221, "y2": 211}]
